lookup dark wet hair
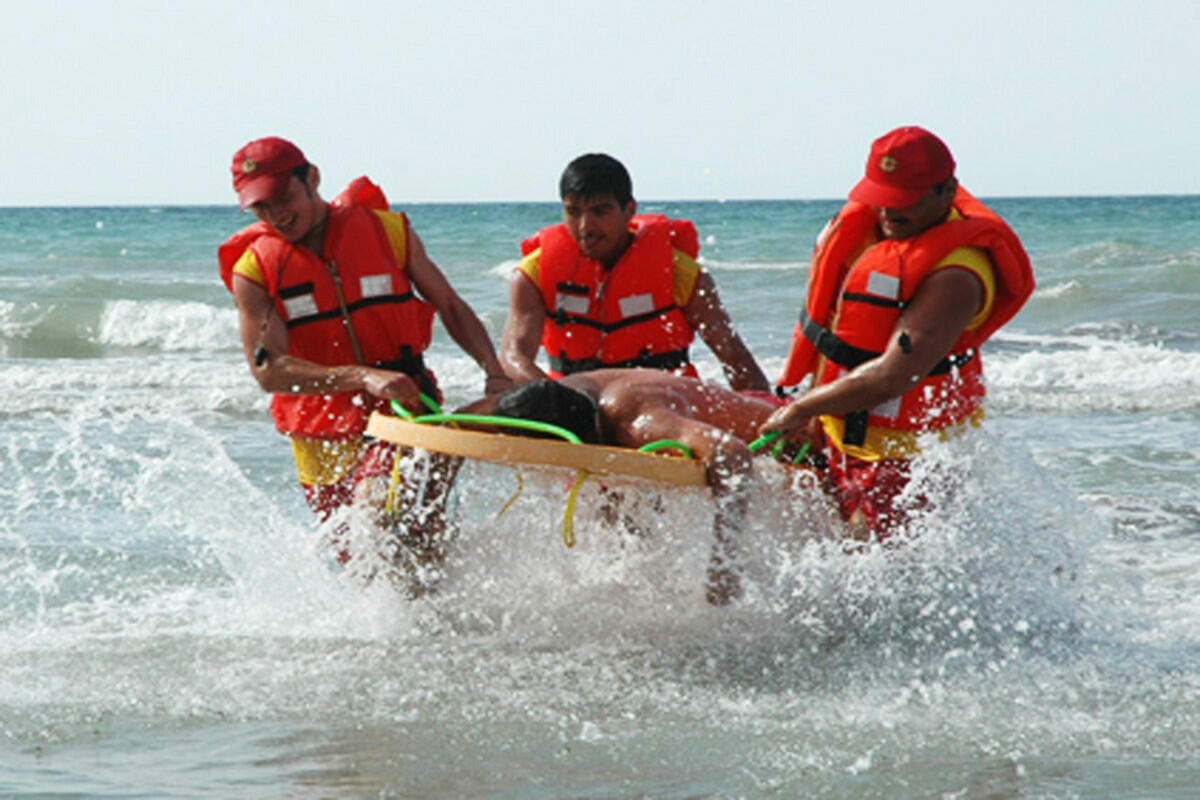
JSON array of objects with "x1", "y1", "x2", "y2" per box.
[
  {"x1": 559, "y1": 153, "x2": 633, "y2": 207},
  {"x1": 493, "y1": 380, "x2": 601, "y2": 444}
]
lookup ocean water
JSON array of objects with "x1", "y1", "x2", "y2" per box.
[{"x1": 1, "y1": 195, "x2": 1198, "y2": 798}]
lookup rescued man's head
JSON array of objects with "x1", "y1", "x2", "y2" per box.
[{"x1": 493, "y1": 380, "x2": 601, "y2": 444}]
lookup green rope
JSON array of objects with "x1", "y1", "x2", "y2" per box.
[
  {"x1": 389, "y1": 392, "x2": 443, "y2": 421},
  {"x1": 747, "y1": 430, "x2": 811, "y2": 465},
  {"x1": 408, "y1": 412, "x2": 582, "y2": 444},
  {"x1": 747, "y1": 431, "x2": 780, "y2": 452},
  {"x1": 390, "y1": 398, "x2": 414, "y2": 421},
  {"x1": 636, "y1": 439, "x2": 694, "y2": 459}
]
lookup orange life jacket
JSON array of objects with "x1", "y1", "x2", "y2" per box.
[
  {"x1": 521, "y1": 214, "x2": 700, "y2": 378},
  {"x1": 217, "y1": 190, "x2": 436, "y2": 440},
  {"x1": 779, "y1": 187, "x2": 1034, "y2": 450},
  {"x1": 330, "y1": 175, "x2": 388, "y2": 211}
]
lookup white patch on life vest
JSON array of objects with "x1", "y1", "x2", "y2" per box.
[
  {"x1": 360, "y1": 273, "x2": 392, "y2": 298},
  {"x1": 283, "y1": 294, "x2": 318, "y2": 320},
  {"x1": 872, "y1": 395, "x2": 902, "y2": 421},
  {"x1": 618, "y1": 293, "x2": 654, "y2": 318},
  {"x1": 866, "y1": 271, "x2": 900, "y2": 299},
  {"x1": 556, "y1": 293, "x2": 590, "y2": 315}
]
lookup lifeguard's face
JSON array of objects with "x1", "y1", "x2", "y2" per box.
[
  {"x1": 875, "y1": 180, "x2": 956, "y2": 240},
  {"x1": 562, "y1": 193, "x2": 636, "y2": 266},
  {"x1": 250, "y1": 171, "x2": 323, "y2": 244}
]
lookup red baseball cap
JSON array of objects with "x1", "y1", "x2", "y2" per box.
[
  {"x1": 849, "y1": 126, "x2": 955, "y2": 208},
  {"x1": 231, "y1": 137, "x2": 308, "y2": 209}
]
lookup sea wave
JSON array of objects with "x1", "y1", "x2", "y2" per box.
[
  {"x1": 0, "y1": 297, "x2": 237, "y2": 359},
  {"x1": 0, "y1": 356, "x2": 263, "y2": 418},
  {"x1": 988, "y1": 339, "x2": 1200, "y2": 413},
  {"x1": 1036, "y1": 240, "x2": 1200, "y2": 283},
  {"x1": 0, "y1": 350, "x2": 528, "y2": 422},
  {"x1": 96, "y1": 299, "x2": 237, "y2": 353},
  {"x1": 698, "y1": 258, "x2": 807, "y2": 272},
  {"x1": 485, "y1": 258, "x2": 522, "y2": 277},
  {"x1": 0, "y1": 300, "x2": 46, "y2": 341},
  {"x1": 1032, "y1": 280, "x2": 1083, "y2": 300}
]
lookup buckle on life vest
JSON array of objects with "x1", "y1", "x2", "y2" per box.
[
  {"x1": 376, "y1": 349, "x2": 438, "y2": 399},
  {"x1": 843, "y1": 410, "x2": 869, "y2": 447}
]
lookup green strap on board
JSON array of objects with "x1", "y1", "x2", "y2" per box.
[{"x1": 747, "y1": 430, "x2": 811, "y2": 465}]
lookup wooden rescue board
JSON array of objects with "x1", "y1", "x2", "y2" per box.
[{"x1": 366, "y1": 412, "x2": 707, "y2": 487}]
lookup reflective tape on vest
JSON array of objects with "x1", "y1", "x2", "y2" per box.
[
  {"x1": 284, "y1": 294, "x2": 318, "y2": 320},
  {"x1": 618, "y1": 293, "x2": 655, "y2": 318},
  {"x1": 865, "y1": 271, "x2": 900, "y2": 299},
  {"x1": 360, "y1": 274, "x2": 392, "y2": 298},
  {"x1": 556, "y1": 293, "x2": 591, "y2": 315}
]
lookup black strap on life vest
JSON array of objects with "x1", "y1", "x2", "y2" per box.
[
  {"x1": 549, "y1": 280, "x2": 681, "y2": 332},
  {"x1": 376, "y1": 347, "x2": 438, "y2": 399},
  {"x1": 798, "y1": 309, "x2": 975, "y2": 376},
  {"x1": 281, "y1": 287, "x2": 419, "y2": 329},
  {"x1": 798, "y1": 309, "x2": 977, "y2": 447},
  {"x1": 548, "y1": 303, "x2": 681, "y2": 334},
  {"x1": 548, "y1": 347, "x2": 691, "y2": 376},
  {"x1": 840, "y1": 290, "x2": 903, "y2": 309}
]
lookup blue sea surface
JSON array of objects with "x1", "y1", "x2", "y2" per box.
[{"x1": 1, "y1": 196, "x2": 1198, "y2": 798}]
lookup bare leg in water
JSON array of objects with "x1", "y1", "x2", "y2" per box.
[
  {"x1": 598, "y1": 392, "x2": 756, "y2": 605},
  {"x1": 354, "y1": 447, "x2": 463, "y2": 596},
  {"x1": 458, "y1": 370, "x2": 774, "y2": 605}
]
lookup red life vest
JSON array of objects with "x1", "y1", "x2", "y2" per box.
[
  {"x1": 330, "y1": 175, "x2": 388, "y2": 211},
  {"x1": 779, "y1": 187, "x2": 1034, "y2": 449},
  {"x1": 217, "y1": 196, "x2": 436, "y2": 440},
  {"x1": 521, "y1": 214, "x2": 700, "y2": 378}
]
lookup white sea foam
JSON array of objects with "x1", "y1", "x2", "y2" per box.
[
  {"x1": 698, "y1": 258, "x2": 808, "y2": 272},
  {"x1": 96, "y1": 299, "x2": 238, "y2": 352},
  {"x1": 486, "y1": 258, "x2": 522, "y2": 276},
  {"x1": 1033, "y1": 279, "x2": 1083, "y2": 299},
  {"x1": 1047, "y1": 239, "x2": 1200, "y2": 270},
  {"x1": 0, "y1": 300, "x2": 46, "y2": 341},
  {"x1": 0, "y1": 356, "x2": 262, "y2": 418},
  {"x1": 988, "y1": 339, "x2": 1200, "y2": 412}
]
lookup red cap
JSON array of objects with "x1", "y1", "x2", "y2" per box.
[
  {"x1": 231, "y1": 137, "x2": 307, "y2": 209},
  {"x1": 849, "y1": 126, "x2": 955, "y2": 208}
]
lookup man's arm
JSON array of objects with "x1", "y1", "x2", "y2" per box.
[
  {"x1": 761, "y1": 267, "x2": 984, "y2": 437},
  {"x1": 406, "y1": 230, "x2": 513, "y2": 396},
  {"x1": 682, "y1": 272, "x2": 770, "y2": 392},
  {"x1": 499, "y1": 271, "x2": 551, "y2": 384},
  {"x1": 231, "y1": 274, "x2": 424, "y2": 406}
]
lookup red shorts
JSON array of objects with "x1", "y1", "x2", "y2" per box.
[
  {"x1": 822, "y1": 442, "x2": 920, "y2": 540},
  {"x1": 301, "y1": 439, "x2": 398, "y2": 522}
]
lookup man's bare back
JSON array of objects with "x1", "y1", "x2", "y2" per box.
[{"x1": 558, "y1": 369, "x2": 775, "y2": 452}]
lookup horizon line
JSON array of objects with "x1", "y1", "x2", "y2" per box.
[{"x1": 2, "y1": 191, "x2": 1196, "y2": 210}]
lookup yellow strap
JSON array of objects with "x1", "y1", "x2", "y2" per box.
[
  {"x1": 497, "y1": 471, "x2": 524, "y2": 517},
  {"x1": 562, "y1": 469, "x2": 590, "y2": 548},
  {"x1": 384, "y1": 449, "x2": 403, "y2": 516}
]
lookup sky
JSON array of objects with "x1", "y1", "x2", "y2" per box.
[{"x1": 2, "y1": 0, "x2": 1197, "y2": 206}]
